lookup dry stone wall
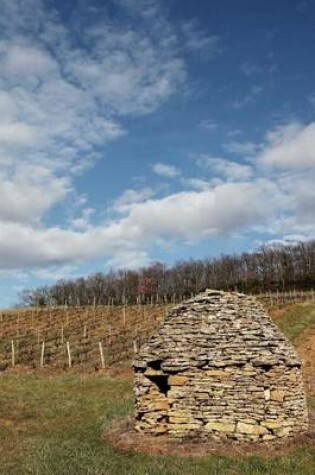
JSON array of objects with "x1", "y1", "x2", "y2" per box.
[{"x1": 133, "y1": 290, "x2": 309, "y2": 442}]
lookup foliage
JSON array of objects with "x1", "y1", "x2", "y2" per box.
[{"x1": 19, "y1": 240, "x2": 315, "y2": 307}]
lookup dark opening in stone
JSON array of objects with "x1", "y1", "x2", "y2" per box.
[
  {"x1": 147, "y1": 375, "x2": 170, "y2": 396},
  {"x1": 148, "y1": 360, "x2": 162, "y2": 370}
]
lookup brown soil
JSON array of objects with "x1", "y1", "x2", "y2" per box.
[
  {"x1": 295, "y1": 324, "x2": 315, "y2": 395},
  {"x1": 104, "y1": 411, "x2": 315, "y2": 458}
]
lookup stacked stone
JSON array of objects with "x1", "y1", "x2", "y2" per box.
[{"x1": 133, "y1": 290, "x2": 309, "y2": 442}]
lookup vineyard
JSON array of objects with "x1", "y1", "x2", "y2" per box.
[
  {"x1": 0, "y1": 304, "x2": 172, "y2": 371},
  {"x1": 1, "y1": 290, "x2": 314, "y2": 372}
]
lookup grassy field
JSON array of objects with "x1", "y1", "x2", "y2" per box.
[
  {"x1": 0, "y1": 303, "x2": 314, "y2": 475},
  {"x1": 270, "y1": 302, "x2": 315, "y2": 342},
  {"x1": 0, "y1": 374, "x2": 314, "y2": 475}
]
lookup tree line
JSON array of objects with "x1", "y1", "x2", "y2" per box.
[{"x1": 19, "y1": 240, "x2": 315, "y2": 307}]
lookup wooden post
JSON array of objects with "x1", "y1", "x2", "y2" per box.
[
  {"x1": 66, "y1": 341, "x2": 72, "y2": 368},
  {"x1": 98, "y1": 341, "x2": 105, "y2": 369},
  {"x1": 83, "y1": 324, "x2": 87, "y2": 338},
  {"x1": 61, "y1": 325, "x2": 64, "y2": 344},
  {"x1": 11, "y1": 340, "x2": 15, "y2": 367},
  {"x1": 133, "y1": 340, "x2": 138, "y2": 354},
  {"x1": 40, "y1": 341, "x2": 45, "y2": 367},
  {"x1": 122, "y1": 306, "x2": 126, "y2": 327}
]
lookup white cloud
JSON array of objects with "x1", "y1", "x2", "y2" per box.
[
  {"x1": 0, "y1": 168, "x2": 70, "y2": 224},
  {"x1": 181, "y1": 20, "x2": 221, "y2": 59},
  {"x1": 113, "y1": 188, "x2": 156, "y2": 212},
  {"x1": 224, "y1": 141, "x2": 259, "y2": 156},
  {"x1": 0, "y1": 0, "x2": 314, "y2": 290},
  {"x1": 231, "y1": 86, "x2": 263, "y2": 109},
  {"x1": 0, "y1": 0, "x2": 184, "y2": 228},
  {"x1": 197, "y1": 156, "x2": 253, "y2": 181},
  {"x1": 152, "y1": 163, "x2": 181, "y2": 178},
  {"x1": 199, "y1": 119, "x2": 218, "y2": 131},
  {"x1": 0, "y1": 179, "x2": 282, "y2": 269},
  {"x1": 181, "y1": 178, "x2": 214, "y2": 190},
  {"x1": 106, "y1": 250, "x2": 151, "y2": 270},
  {"x1": 0, "y1": 123, "x2": 40, "y2": 147},
  {"x1": 259, "y1": 122, "x2": 315, "y2": 168}
]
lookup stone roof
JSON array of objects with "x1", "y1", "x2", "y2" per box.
[{"x1": 134, "y1": 289, "x2": 301, "y2": 372}]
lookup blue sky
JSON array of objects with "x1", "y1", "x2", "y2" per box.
[{"x1": 0, "y1": 0, "x2": 315, "y2": 307}]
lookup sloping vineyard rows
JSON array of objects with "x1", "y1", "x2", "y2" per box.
[
  {"x1": 1, "y1": 291, "x2": 314, "y2": 372},
  {"x1": 0, "y1": 305, "x2": 172, "y2": 371}
]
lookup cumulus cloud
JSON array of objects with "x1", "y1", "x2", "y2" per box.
[
  {"x1": 113, "y1": 188, "x2": 156, "y2": 212},
  {"x1": 259, "y1": 122, "x2": 315, "y2": 168},
  {"x1": 0, "y1": 179, "x2": 283, "y2": 269},
  {"x1": 1, "y1": 120, "x2": 315, "y2": 274},
  {"x1": 0, "y1": 0, "x2": 314, "y2": 293},
  {"x1": 197, "y1": 156, "x2": 253, "y2": 181},
  {"x1": 0, "y1": 0, "x2": 185, "y2": 228},
  {"x1": 152, "y1": 163, "x2": 181, "y2": 178}
]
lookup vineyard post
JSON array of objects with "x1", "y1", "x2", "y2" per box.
[
  {"x1": 61, "y1": 325, "x2": 64, "y2": 344},
  {"x1": 66, "y1": 341, "x2": 72, "y2": 368},
  {"x1": 133, "y1": 340, "x2": 138, "y2": 354},
  {"x1": 40, "y1": 341, "x2": 45, "y2": 367},
  {"x1": 17, "y1": 312, "x2": 20, "y2": 337},
  {"x1": 98, "y1": 341, "x2": 105, "y2": 369},
  {"x1": 122, "y1": 306, "x2": 126, "y2": 327},
  {"x1": 11, "y1": 340, "x2": 15, "y2": 367},
  {"x1": 83, "y1": 324, "x2": 87, "y2": 338}
]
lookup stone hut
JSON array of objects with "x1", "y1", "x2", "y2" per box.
[{"x1": 133, "y1": 290, "x2": 308, "y2": 442}]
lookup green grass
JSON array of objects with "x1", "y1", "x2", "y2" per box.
[
  {"x1": 271, "y1": 302, "x2": 315, "y2": 342},
  {"x1": 0, "y1": 373, "x2": 314, "y2": 475}
]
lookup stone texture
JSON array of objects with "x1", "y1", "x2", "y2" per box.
[{"x1": 133, "y1": 289, "x2": 309, "y2": 442}]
